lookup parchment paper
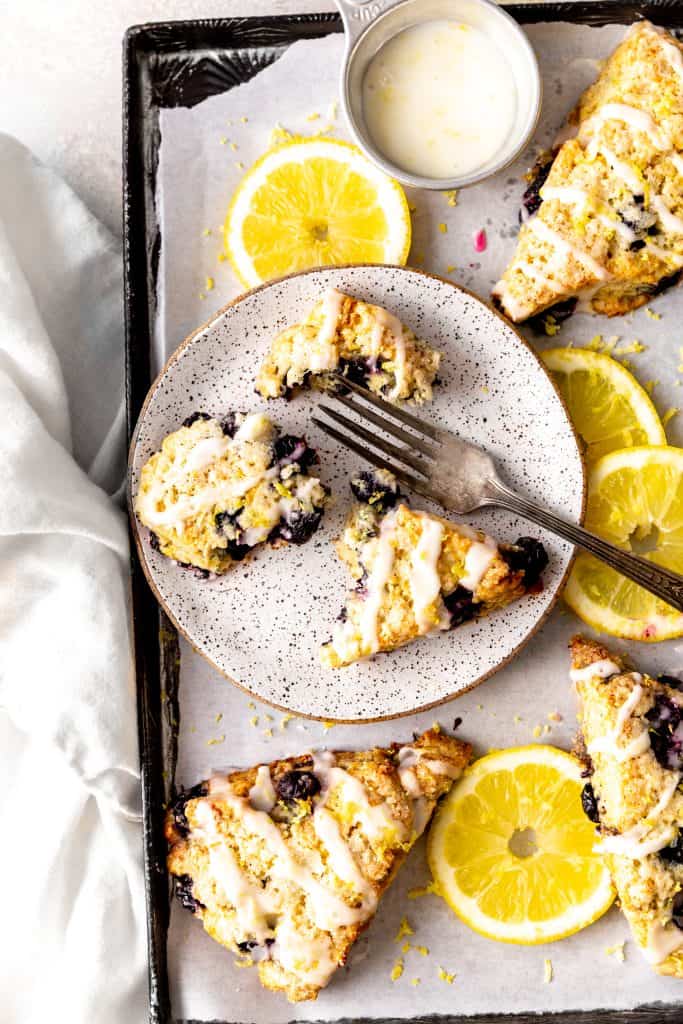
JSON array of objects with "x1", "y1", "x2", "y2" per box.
[{"x1": 156, "y1": 22, "x2": 683, "y2": 1022}]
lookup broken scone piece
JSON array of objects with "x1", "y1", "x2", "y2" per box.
[
  {"x1": 256, "y1": 288, "x2": 440, "y2": 404},
  {"x1": 320, "y1": 471, "x2": 548, "y2": 668},
  {"x1": 571, "y1": 635, "x2": 683, "y2": 975},
  {"x1": 493, "y1": 21, "x2": 683, "y2": 323},
  {"x1": 166, "y1": 728, "x2": 471, "y2": 1002},
  {"x1": 134, "y1": 411, "x2": 328, "y2": 574}
]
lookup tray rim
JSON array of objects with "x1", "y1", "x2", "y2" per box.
[{"x1": 122, "y1": 6, "x2": 683, "y2": 1023}]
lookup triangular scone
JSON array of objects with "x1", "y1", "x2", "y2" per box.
[
  {"x1": 255, "y1": 288, "x2": 440, "y2": 404},
  {"x1": 320, "y1": 471, "x2": 548, "y2": 668},
  {"x1": 493, "y1": 21, "x2": 683, "y2": 323},
  {"x1": 166, "y1": 728, "x2": 471, "y2": 1002},
  {"x1": 571, "y1": 635, "x2": 683, "y2": 975}
]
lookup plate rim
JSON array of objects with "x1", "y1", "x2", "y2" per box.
[{"x1": 127, "y1": 262, "x2": 587, "y2": 723}]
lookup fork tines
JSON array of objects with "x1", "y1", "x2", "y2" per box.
[{"x1": 311, "y1": 374, "x2": 439, "y2": 495}]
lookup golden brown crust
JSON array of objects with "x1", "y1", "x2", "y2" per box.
[{"x1": 166, "y1": 729, "x2": 470, "y2": 1001}]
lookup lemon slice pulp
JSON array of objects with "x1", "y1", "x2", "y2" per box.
[
  {"x1": 565, "y1": 445, "x2": 683, "y2": 640},
  {"x1": 224, "y1": 138, "x2": 411, "y2": 289},
  {"x1": 428, "y1": 745, "x2": 614, "y2": 944},
  {"x1": 541, "y1": 347, "x2": 665, "y2": 466}
]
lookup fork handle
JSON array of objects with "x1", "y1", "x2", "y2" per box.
[{"x1": 487, "y1": 479, "x2": 683, "y2": 614}]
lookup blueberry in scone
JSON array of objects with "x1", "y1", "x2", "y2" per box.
[
  {"x1": 255, "y1": 289, "x2": 440, "y2": 404},
  {"x1": 134, "y1": 412, "x2": 328, "y2": 574},
  {"x1": 494, "y1": 22, "x2": 683, "y2": 323},
  {"x1": 320, "y1": 473, "x2": 548, "y2": 668},
  {"x1": 165, "y1": 727, "x2": 471, "y2": 1002},
  {"x1": 571, "y1": 635, "x2": 683, "y2": 975}
]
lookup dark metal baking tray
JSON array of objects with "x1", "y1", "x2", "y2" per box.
[{"x1": 122, "y1": 5, "x2": 683, "y2": 1022}]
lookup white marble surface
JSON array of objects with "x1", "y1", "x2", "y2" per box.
[{"x1": 0, "y1": 0, "x2": 581, "y2": 237}]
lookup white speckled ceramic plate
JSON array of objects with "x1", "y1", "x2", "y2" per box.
[{"x1": 129, "y1": 265, "x2": 584, "y2": 721}]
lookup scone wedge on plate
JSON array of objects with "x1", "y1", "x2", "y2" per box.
[
  {"x1": 571, "y1": 635, "x2": 683, "y2": 974},
  {"x1": 256, "y1": 288, "x2": 440, "y2": 404},
  {"x1": 166, "y1": 728, "x2": 471, "y2": 1002},
  {"x1": 493, "y1": 21, "x2": 683, "y2": 323},
  {"x1": 321, "y1": 472, "x2": 548, "y2": 668}
]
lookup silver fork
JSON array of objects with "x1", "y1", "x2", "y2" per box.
[{"x1": 312, "y1": 374, "x2": 683, "y2": 614}]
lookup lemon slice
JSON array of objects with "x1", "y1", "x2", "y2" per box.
[
  {"x1": 224, "y1": 138, "x2": 412, "y2": 289},
  {"x1": 541, "y1": 348, "x2": 665, "y2": 466},
  {"x1": 428, "y1": 745, "x2": 614, "y2": 944},
  {"x1": 565, "y1": 445, "x2": 683, "y2": 640}
]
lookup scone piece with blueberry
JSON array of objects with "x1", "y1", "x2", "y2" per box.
[
  {"x1": 165, "y1": 727, "x2": 471, "y2": 1002},
  {"x1": 134, "y1": 411, "x2": 328, "y2": 575},
  {"x1": 493, "y1": 21, "x2": 683, "y2": 324},
  {"x1": 571, "y1": 635, "x2": 683, "y2": 975},
  {"x1": 256, "y1": 288, "x2": 440, "y2": 404},
  {"x1": 320, "y1": 471, "x2": 548, "y2": 668}
]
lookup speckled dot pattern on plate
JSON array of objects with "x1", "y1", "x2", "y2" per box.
[{"x1": 128, "y1": 266, "x2": 584, "y2": 721}]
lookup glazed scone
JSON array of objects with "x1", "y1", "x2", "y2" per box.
[
  {"x1": 320, "y1": 471, "x2": 548, "y2": 668},
  {"x1": 256, "y1": 288, "x2": 440, "y2": 404},
  {"x1": 571, "y1": 635, "x2": 683, "y2": 975},
  {"x1": 134, "y1": 411, "x2": 328, "y2": 574},
  {"x1": 493, "y1": 21, "x2": 683, "y2": 323},
  {"x1": 165, "y1": 727, "x2": 471, "y2": 1002}
]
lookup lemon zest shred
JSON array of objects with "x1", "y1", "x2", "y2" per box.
[
  {"x1": 438, "y1": 966, "x2": 456, "y2": 984},
  {"x1": 390, "y1": 958, "x2": 404, "y2": 982},
  {"x1": 394, "y1": 916, "x2": 414, "y2": 941},
  {"x1": 544, "y1": 958, "x2": 553, "y2": 983}
]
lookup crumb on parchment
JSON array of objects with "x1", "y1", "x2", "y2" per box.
[
  {"x1": 394, "y1": 916, "x2": 414, "y2": 941},
  {"x1": 390, "y1": 958, "x2": 404, "y2": 982},
  {"x1": 605, "y1": 942, "x2": 626, "y2": 962}
]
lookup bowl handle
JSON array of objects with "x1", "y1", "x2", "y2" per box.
[{"x1": 334, "y1": 0, "x2": 397, "y2": 48}]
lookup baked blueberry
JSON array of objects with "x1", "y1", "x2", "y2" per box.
[
  {"x1": 271, "y1": 434, "x2": 317, "y2": 470},
  {"x1": 501, "y1": 537, "x2": 549, "y2": 587},
  {"x1": 672, "y1": 891, "x2": 683, "y2": 931},
  {"x1": 350, "y1": 469, "x2": 400, "y2": 512},
  {"x1": 182, "y1": 412, "x2": 212, "y2": 428},
  {"x1": 651, "y1": 270, "x2": 683, "y2": 296},
  {"x1": 443, "y1": 585, "x2": 476, "y2": 628},
  {"x1": 581, "y1": 782, "x2": 600, "y2": 823},
  {"x1": 658, "y1": 675, "x2": 683, "y2": 692},
  {"x1": 659, "y1": 831, "x2": 683, "y2": 865},
  {"x1": 277, "y1": 508, "x2": 324, "y2": 545},
  {"x1": 220, "y1": 411, "x2": 242, "y2": 437},
  {"x1": 520, "y1": 151, "x2": 555, "y2": 220},
  {"x1": 175, "y1": 873, "x2": 205, "y2": 914},
  {"x1": 645, "y1": 695, "x2": 683, "y2": 771},
  {"x1": 338, "y1": 357, "x2": 372, "y2": 388},
  {"x1": 276, "y1": 769, "x2": 321, "y2": 803},
  {"x1": 528, "y1": 296, "x2": 578, "y2": 335},
  {"x1": 170, "y1": 782, "x2": 209, "y2": 837}
]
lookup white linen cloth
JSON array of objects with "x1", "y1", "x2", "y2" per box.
[{"x1": 0, "y1": 134, "x2": 146, "y2": 1023}]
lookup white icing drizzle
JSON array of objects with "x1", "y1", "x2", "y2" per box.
[
  {"x1": 581, "y1": 102, "x2": 669, "y2": 151},
  {"x1": 526, "y1": 216, "x2": 611, "y2": 281},
  {"x1": 595, "y1": 772, "x2": 681, "y2": 859},
  {"x1": 183, "y1": 435, "x2": 230, "y2": 472},
  {"x1": 590, "y1": 141, "x2": 644, "y2": 194},
  {"x1": 397, "y1": 745, "x2": 461, "y2": 799},
  {"x1": 358, "y1": 510, "x2": 397, "y2": 655},
  {"x1": 204, "y1": 780, "x2": 368, "y2": 931},
  {"x1": 271, "y1": 917, "x2": 338, "y2": 987},
  {"x1": 643, "y1": 921, "x2": 683, "y2": 965},
  {"x1": 409, "y1": 516, "x2": 448, "y2": 633},
  {"x1": 389, "y1": 327, "x2": 407, "y2": 400},
  {"x1": 460, "y1": 536, "x2": 498, "y2": 592},
  {"x1": 540, "y1": 185, "x2": 637, "y2": 245},
  {"x1": 192, "y1": 800, "x2": 274, "y2": 943},
  {"x1": 587, "y1": 680, "x2": 651, "y2": 763},
  {"x1": 651, "y1": 194, "x2": 683, "y2": 234},
  {"x1": 313, "y1": 808, "x2": 377, "y2": 914},
  {"x1": 310, "y1": 289, "x2": 344, "y2": 372},
  {"x1": 313, "y1": 749, "x2": 408, "y2": 845},
  {"x1": 248, "y1": 765, "x2": 277, "y2": 813},
  {"x1": 569, "y1": 658, "x2": 622, "y2": 683}
]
